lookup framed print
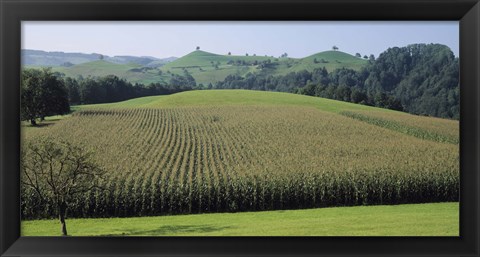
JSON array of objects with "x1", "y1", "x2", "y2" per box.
[{"x1": 1, "y1": 0, "x2": 479, "y2": 256}]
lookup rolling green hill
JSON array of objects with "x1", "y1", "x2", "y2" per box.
[
  {"x1": 295, "y1": 50, "x2": 368, "y2": 72},
  {"x1": 161, "y1": 50, "x2": 275, "y2": 84},
  {"x1": 44, "y1": 50, "x2": 367, "y2": 85},
  {"x1": 163, "y1": 50, "x2": 273, "y2": 68},
  {"x1": 75, "y1": 89, "x2": 377, "y2": 112}
]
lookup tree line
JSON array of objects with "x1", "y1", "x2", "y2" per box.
[{"x1": 64, "y1": 71, "x2": 196, "y2": 105}]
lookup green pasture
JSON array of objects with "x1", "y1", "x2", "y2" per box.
[{"x1": 22, "y1": 202, "x2": 459, "y2": 236}]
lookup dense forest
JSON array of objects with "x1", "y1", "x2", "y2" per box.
[{"x1": 213, "y1": 44, "x2": 459, "y2": 119}]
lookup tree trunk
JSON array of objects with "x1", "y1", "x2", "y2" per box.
[
  {"x1": 58, "y1": 202, "x2": 68, "y2": 236},
  {"x1": 30, "y1": 119, "x2": 37, "y2": 126}
]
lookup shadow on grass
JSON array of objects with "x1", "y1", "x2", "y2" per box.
[
  {"x1": 45, "y1": 117, "x2": 64, "y2": 121},
  {"x1": 39, "y1": 122, "x2": 57, "y2": 127},
  {"x1": 23, "y1": 122, "x2": 55, "y2": 129},
  {"x1": 104, "y1": 224, "x2": 234, "y2": 236}
]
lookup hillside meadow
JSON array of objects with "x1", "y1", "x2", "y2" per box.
[{"x1": 22, "y1": 90, "x2": 459, "y2": 223}]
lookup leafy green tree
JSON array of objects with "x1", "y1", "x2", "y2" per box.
[
  {"x1": 64, "y1": 77, "x2": 81, "y2": 105},
  {"x1": 374, "y1": 92, "x2": 389, "y2": 107},
  {"x1": 79, "y1": 78, "x2": 103, "y2": 104},
  {"x1": 301, "y1": 82, "x2": 317, "y2": 96},
  {"x1": 21, "y1": 68, "x2": 70, "y2": 125},
  {"x1": 336, "y1": 85, "x2": 351, "y2": 102},
  {"x1": 350, "y1": 88, "x2": 367, "y2": 103}
]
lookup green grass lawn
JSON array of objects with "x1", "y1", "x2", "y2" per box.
[{"x1": 22, "y1": 202, "x2": 458, "y2": 236}]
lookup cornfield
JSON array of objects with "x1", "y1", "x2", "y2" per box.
[{"x1": 22, "y1": 105, "x2": 459, "y2": 219}]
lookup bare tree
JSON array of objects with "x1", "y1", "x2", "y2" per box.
[{"x1": 21, "y1": 138, "x2": 105, "y2": 236}]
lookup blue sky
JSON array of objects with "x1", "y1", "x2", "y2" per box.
[{"x1": 22, "y1": 21, "x2": 459, "y2": 59}]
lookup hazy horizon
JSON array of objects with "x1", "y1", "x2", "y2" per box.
[{"x1": 22, "y1": 21, "x2": 459, "y2": 59}]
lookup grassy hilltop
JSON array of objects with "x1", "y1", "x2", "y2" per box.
[{"x1": 46, "y1": 50, "x2": 367, "y2": 85}]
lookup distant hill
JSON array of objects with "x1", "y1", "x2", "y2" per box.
[
  {"x1": 54, "y1": 60, "x2": 172, "y2": 85},
  {"x1": 22, "y1": 49, "x2": 177, "y2": 67},
  {"x1": 54, "y1": 60, "x2": 138, "y2": 78},
  {"x1": 296, "y1": 51, "x2": 367, "y2": 72},
  {"x1": 24, "y1": 49, "x2": 367, "y2": 85},
  {"x1": 153, "y1": 50, "x2": 367, "y2": 85},
  {"x1": 163, "y1": 50, "x2": 366, "y2": 73},
  {"x1": 163, "y1": 50, "x2": 274, "y2": 68}
]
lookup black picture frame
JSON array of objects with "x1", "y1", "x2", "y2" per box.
[{"x1": 1, "y1": 0, "x2": 479, "y2": 256}]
